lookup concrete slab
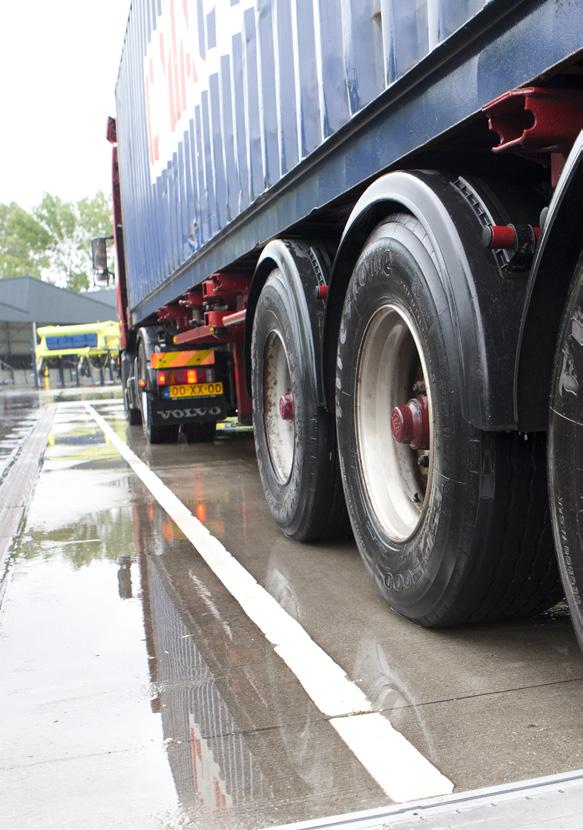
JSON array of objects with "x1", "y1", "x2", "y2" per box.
[
  {"x1": 2, "y1": 395, "x2": 583, "y2": 829},
  {"x1": 392, "y1": 679, "x2": 583, "y2": 790}
]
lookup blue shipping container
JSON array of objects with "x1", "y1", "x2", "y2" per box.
[
  {"x1": 116, "y1": 0, "x2": 490, "y2": 319},
  {"x1": 115, "y1": 0, "x2": 583, "y2": 323}
]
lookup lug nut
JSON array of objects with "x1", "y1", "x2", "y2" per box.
[{"x1": 279, "y1": 393, "x2": 294, "y2": 420}]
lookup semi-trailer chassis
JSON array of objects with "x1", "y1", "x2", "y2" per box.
[{"x1": 96, "y1": 0, "x2": 583, "y2": 640}]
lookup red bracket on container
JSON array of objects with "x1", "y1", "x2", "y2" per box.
[
  {"x1": 157, "y1": 303, "x2": 191, "y2": 329},
  {"x1": 484, "y1": 87, "x2": 583, "y2": 155},
  {"x1": 106, "y1": 116, "x2": 117, "y2": 145},
  {"x1": 179, "y1": 289, "x2": 203, "y2": 308},
  {"x1": 202, "y1": 272, "x2": 249, "y2": 301},
  {"x1": 222, "y1": 309, "x2": 246, "y2": 329},
  {"x1": 203, "y1": 308, "x2": 247, "y2": 330},
  {"x1": 173, "y1": 310, "x2": 247, "y2": 345},
  {"x1": 174, "y1": 326, "x2": 224, "y2": 345},
  {"x1": 204, "y1": 309, "x2": 229, "y2": 327}
]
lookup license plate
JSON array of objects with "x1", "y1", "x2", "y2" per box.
[{"x1": 168, "y1": 382, "x2": 223, "y2": 399}]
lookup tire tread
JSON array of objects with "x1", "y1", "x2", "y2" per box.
[{"x1": 465, "y1": 434, "x2": 562, "y2": 625}]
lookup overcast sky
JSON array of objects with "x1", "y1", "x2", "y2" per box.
[{"x1": 1, "y1": 0, "x2": 131, "y2": 210}]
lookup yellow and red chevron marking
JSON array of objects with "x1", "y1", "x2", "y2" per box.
[{"x1": 150, "y1": 349, "x2": 215, "y2": 369}]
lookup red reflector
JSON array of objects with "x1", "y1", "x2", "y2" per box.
[
  {"x1": 138, "y1": 378, "x2": 146, "y2": 388},
  {"x1": 187, "y1": 368, "x2": 198, "y2": 384},
  {"x1": 157, "y1": 372, "x2": 167, "y2": 386}
]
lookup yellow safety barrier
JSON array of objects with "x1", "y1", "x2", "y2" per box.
[{"x1": 36, "y1": 321, "x2": 120, "y2": 361}]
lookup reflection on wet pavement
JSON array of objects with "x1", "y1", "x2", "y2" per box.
[
  {"x1": 2, "y1": 392, "x2": 583, "y2": 830},
  {"x1": 0, "y1": 397, "x2": 384, "y2": 830},
  {"x1": 0, "y1": 391, "x2": 40, "y2": 479},
  {"x1": 145, "y1": 555, "x2": 275, "y2": 819},
  {"x1": 133, "y1": 505, "x2": 385, "y2": 829}
]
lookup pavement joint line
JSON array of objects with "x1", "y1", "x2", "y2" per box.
[
  {"x1": 1, "y1": 743, "x2": 159, "y2": 771},
  {"x1": 86, "y1": 403, "x2": 454, "y2": 803},
  {"x1": 375, "y1": 673, "x2": 583, "y2": 714}
]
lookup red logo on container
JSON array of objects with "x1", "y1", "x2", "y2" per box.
[{"x1": 144, "y1": 0, "x2": 201, "y2": 179}]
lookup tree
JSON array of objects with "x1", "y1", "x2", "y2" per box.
[
  {"x1": 0, "y1": 202, "x2": 51, "y2": 277},
  {"x1": 0, "y1": 192, "x2": 113, "y2": 291},
  {"x1": 34, "y1": 192, "x2": 113, "y2": 291}
]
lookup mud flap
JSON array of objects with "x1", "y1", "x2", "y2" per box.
[{"x1": 152, "y1": 396, "x2": 227, "y2": 425}]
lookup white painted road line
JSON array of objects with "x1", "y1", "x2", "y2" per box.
[{"x1": 86, "y1": 403, "x2": 454, "y2": 803}]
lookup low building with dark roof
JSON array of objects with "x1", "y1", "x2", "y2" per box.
[{"x1": 0, "y1": 277, "x2": 117, "y2": 371}]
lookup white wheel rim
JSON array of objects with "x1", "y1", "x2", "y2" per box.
[
  {"x1": 355, "y1": 304, "x2": 433, "y2": 542},
  {"x1": 263, "y1": 330, "x2": 295, "y2": 483}
]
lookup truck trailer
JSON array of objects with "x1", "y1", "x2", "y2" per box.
[{"x1": 97, "y1": 0, "x2": 583, "y2": 640}]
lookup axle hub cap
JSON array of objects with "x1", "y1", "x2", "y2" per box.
[
  {"x1": 279, "y1": 393, "x2": 294, "y2": 421},
  {"x1": 391, "y1": 395, "x2": 429, "y2": 450}
]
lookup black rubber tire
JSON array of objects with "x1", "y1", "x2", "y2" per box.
[
  {"x1": 121, "y1": 352, "x2": 142, "y2": 426},
  {"x1": 124, "y1": 388, "x2": 142, "y2": 426},
  {"x1": 336, "y1": 214, "x2": 561, "y2": 626},
  {"x1": 183, "y1": 422, "x2": 216, "y2": 443},
  {"x1": 549, "y1": 253, "x2": 583, "y2": 649},
  {"x1": 252, "y1": 268, "x2": 348, "y2": 542},
  {"x1": 137, "y1": 341, "x2": 179, "y2": 445}
]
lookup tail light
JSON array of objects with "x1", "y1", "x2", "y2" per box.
[
  {"x1": 155, "y1": 367, "x2": 211, "y2": 386},
  {"x1": 174, "y1": 368, "x2": 208, "y2": 383}
]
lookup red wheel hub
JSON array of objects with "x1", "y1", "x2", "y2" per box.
[
  {"x1": 391, "y1": 395, "x2": 429, "y2": 450},
  {"x1": 279, "y1": 393, "x2": 294, "y2": 420}
]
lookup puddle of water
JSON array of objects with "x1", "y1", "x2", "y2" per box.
[
  {"x1": 1, "y1": 397, "x2": 380, "y2": 830},
  {"x1": 0, "y1": 392, "x2": 41, "y2": 478}
]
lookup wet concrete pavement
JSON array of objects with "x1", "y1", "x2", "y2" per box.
[
  {"x1": 1, "y1": 389, "x2": 583, "y2": 829},
  {"x1": 0, "y1": 390, "x2": 41, "y2": 480}
]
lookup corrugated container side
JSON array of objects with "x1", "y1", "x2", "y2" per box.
[{"x1": 116, "y1": 0, "x2": 487, "y2": 316}]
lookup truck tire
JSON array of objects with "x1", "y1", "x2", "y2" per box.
[
  {"x1": 548, "y1": 253, "x2": 583, "y2": 649},
  {"x1": 335, "y1": 214, "x2": 561, "y2": 626},
  {"x1": 183, "y1": 422, "x2": 216, "y2": 443},
  {"x1": 124, "y1": 388, "x2": 142, "y2": 425},
  {"x1": 137, "y1": 341, "x2": 179, "y2": 445},
  {"x1": 121, "y1": 353, "x2": 142, "y2": 425},
  {"x1": 252, "y1": 268, "x2": 347, "y2": 541}
]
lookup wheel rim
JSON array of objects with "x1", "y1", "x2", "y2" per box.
[
  {"x1": 263, "y1": 330, "x2": 295, "y2": 483},
  {"x1": 355, "y1": 304, "x2": 433, "y2": 542}
]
